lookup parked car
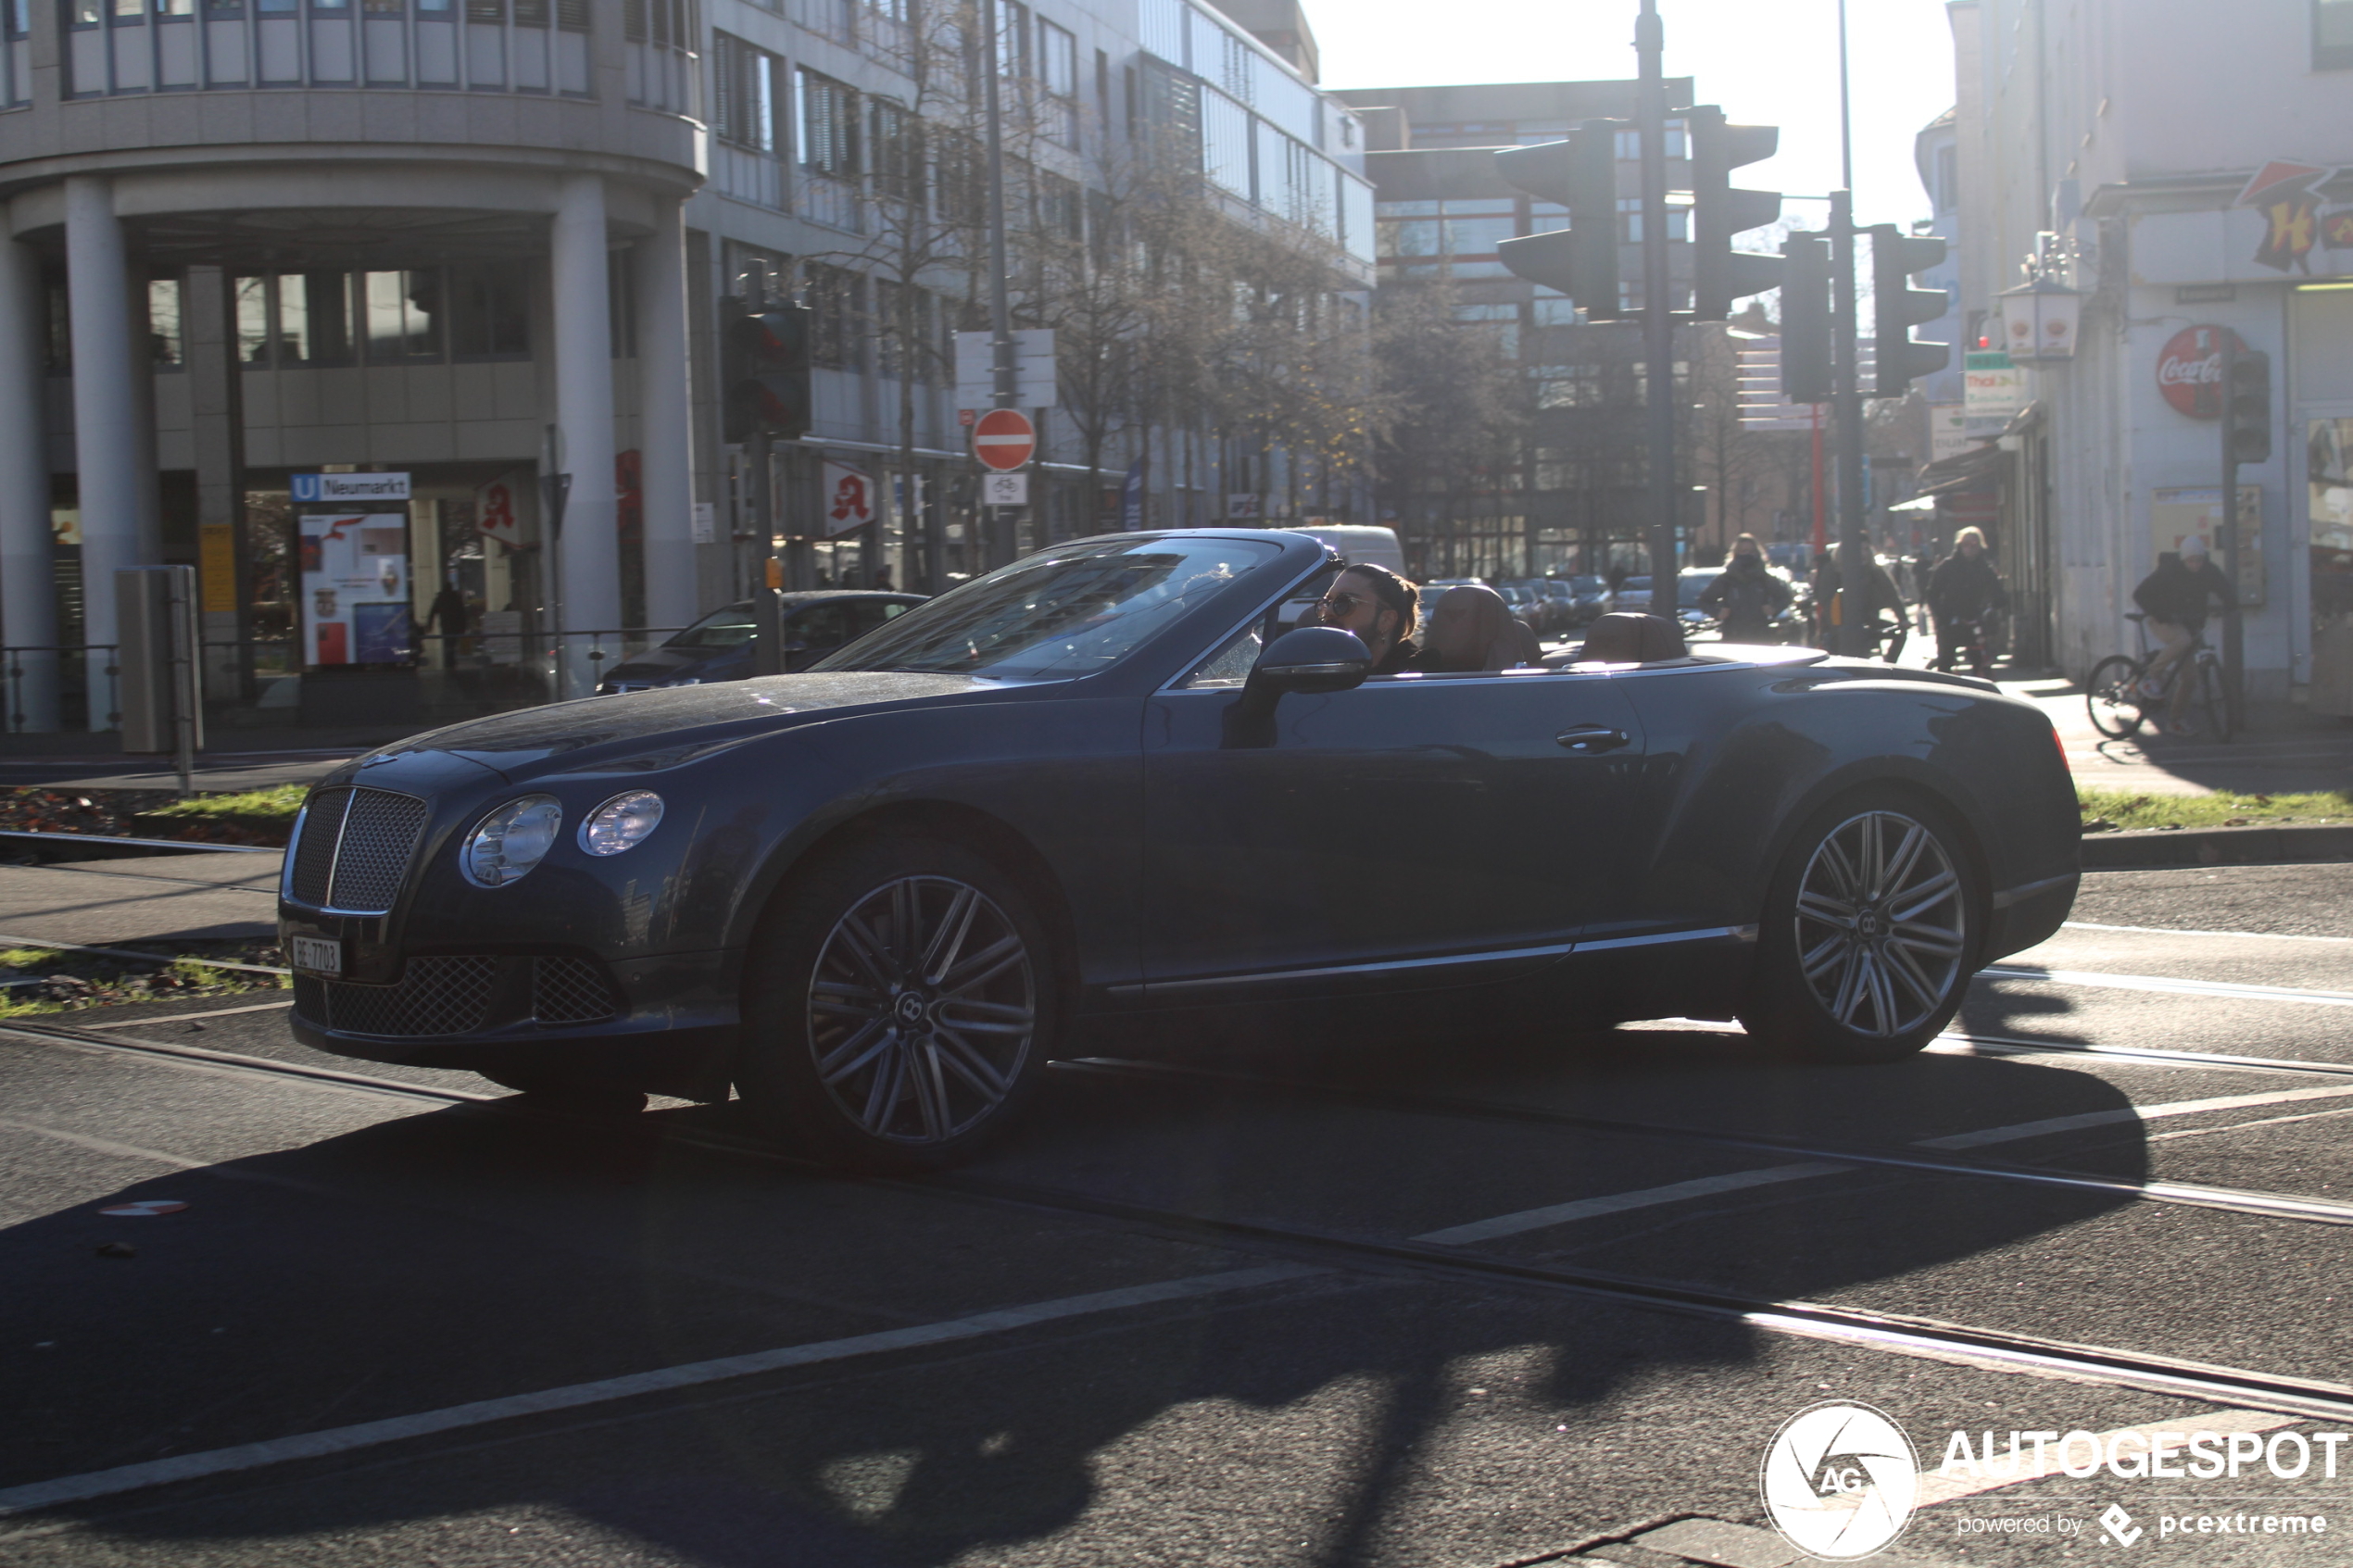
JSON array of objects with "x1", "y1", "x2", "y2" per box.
[
  {"x1": 1565, "y1": 575, "x2": 1610, "y2": 625},
  {"x1": 283, "y1": 530, "x2": 2079, "y2": 1171},
  {"x1": 594, "y1": 592, "x2": 926, "y2": 694}
]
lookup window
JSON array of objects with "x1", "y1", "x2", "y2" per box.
[
  {"x1": 447, "y1": 259, "x2": 529, "y2": 358},
  {"x1": 364, "y1": 271, "x2": 444, "y2": 362},
  {"x1": 1537, "y1": 366, "x2": 1604, "y2": 408},
  {"x1": 712, "y1": 32, "x2": 780, "y2": 152},
  {"x1": 1039, "y1": 170, "x2": 1081, "y2": 243},
  {"x1": 2319, "y1": 0, "x2": 2353, "y2": 68},
  {"x1": 803, "y1": 262, "x2": 862, "y2": 369},
  {"x1": 993, "y1": 0, "x2": 1026, "y2": 77},
  {"x1": 1936, "y1": 145, "x2": 1958, "y2": 213},
  {"x1": 870, "y1": 95, "x2": 920, "y2": 205},
  {"x1": 274, "y1": 272, "x2": 355, "y2": 365},
  {"x1": 1618, "y1": 196, "x2": 1687, "y2": 244},
  {"x1": 797, "y1": 68, "x2": 859, "y2": 177},
  {"x1": 147, "y1": 279, "x2": 182, "y2": 369},
  {"x1": 1038, "y1": 18, "x2": 1076, "y2": 144}
]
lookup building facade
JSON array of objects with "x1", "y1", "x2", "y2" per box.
[
  {"x1": 1944, "y1": 0, "x2": 2353, "y2": 706},
  {"x1": 0, "y1": 0, "x2": 1374, "y2": 729}
]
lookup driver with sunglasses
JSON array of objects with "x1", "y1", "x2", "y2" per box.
[{"x1": 1314, "y1": 563, "x2": 1421, "y2": 675}]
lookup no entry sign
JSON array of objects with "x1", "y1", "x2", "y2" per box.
[{"x1": 972, "y1": 409, "x2": 1036, "y2": 471}]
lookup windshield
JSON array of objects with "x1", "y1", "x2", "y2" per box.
[
  {"x1": 666, "y1": 605, "x2": 757, "y2": 649},
  {"x1": 812, "y1": 536, "x2": 1281, "y2": 681}
]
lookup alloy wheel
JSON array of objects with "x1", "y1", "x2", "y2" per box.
[
  {"x1": 806, "y1": 875, "x2": 1037, "y2": 1144},
  {"x1": 1793, "y1": 810, "x2": 1969, "y2": 1039}
]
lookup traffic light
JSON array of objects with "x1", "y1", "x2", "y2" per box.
[
  {"x1": 723, "y1": 303, "x2": 815, "y2": 443},
  {"x1": 1495, "y1": 119, "x2": 1623, "y2": 320},
  {"x1": 1869, "y1": 225, "x2": 1950, "y2": 398},
  {"x1": 2223, "y1": 347, "x2": 2271, "y2": 465},
  {"x1": 1686, "y1": 106, "x2": 1782, "y2": 320},
  {"x1": 1780, "y1": 233, "x2": 1831, "y2": 404}
]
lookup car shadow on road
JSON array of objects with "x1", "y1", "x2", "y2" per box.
[{"x1": 1, "y1": 994, "x2": 2148, "y2": 1567}]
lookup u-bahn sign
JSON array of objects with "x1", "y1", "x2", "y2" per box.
[
  {"x1": 293, "y1": 472, "x2": 410, "y2": 503},
  {"x1": 972, "y1": 409, "x2": 1036, "y2": 471}
]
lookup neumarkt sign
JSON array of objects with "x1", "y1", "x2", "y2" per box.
[{"x1": 292, "y1": 472, "x2": 411, "y2": 504}]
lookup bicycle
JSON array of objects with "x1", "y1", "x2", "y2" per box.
[{"x1": 2085, "y1": 612, "x2": 2229, "y2": 741}]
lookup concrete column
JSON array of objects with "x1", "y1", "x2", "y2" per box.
[
  {"x1": 0, "y1": 235, "x2": 59, "y2": 732},
  {"x1": 65, "y1": 174, "x2": 158, "y2": 729},
  {"x1": 548, "y1": 173, "x2": 621, "y2": 678},
  {"x1": 633, "y1": 195, "x2": 697, "y2": 631}
]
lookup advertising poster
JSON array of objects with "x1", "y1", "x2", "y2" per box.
[
  {"x1": 300, "y1": 511, "x2": 411, "y2": 666},
  {"x1": 2151, "y1": 485, "x2": 2263, "y2": 608}
]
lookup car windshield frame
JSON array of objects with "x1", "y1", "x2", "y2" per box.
[{"x1": 809, "y1": 535, "x2": 1287, "y2": 684}]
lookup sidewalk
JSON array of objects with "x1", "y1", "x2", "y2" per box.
[
  {"x1": 1997, "y1": 674, "x2": 2353, "y2": 797},
  {"x1": 0, "y1": 748, "x2": 357, "y2": 794}
]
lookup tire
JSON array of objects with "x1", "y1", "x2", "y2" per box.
[
  {"x1": 2084, "y1": 655, "x2": 2146, "y2": 738},
  {"x1": 735, "y1": 836, "x2": 1056, "y2": 1172},
  {"x1": 1741, "y1": 790, "x2": 1983, "y2": 1063}
]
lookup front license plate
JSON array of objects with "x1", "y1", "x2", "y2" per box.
[{"x1": 290, "y1": 936, "x2": 343, "y2": 976}]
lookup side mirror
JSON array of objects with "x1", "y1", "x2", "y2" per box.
[
  {"x1": 1225, "y1": 627, "x2": 1371, "y2": 748},
  {"x1": 1248, "y1": 625, "x2": 1373, "y2": 696}
]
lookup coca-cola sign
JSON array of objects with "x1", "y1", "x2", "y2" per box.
[{"x1": 2156, "y1": 325, "x2": 2246, "y2": 419}]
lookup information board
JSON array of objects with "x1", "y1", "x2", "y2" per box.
[{"x1": 300, "y1": 512, "x2": 411, "y2": 666}]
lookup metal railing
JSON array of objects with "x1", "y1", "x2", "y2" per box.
[{"x1": 2, "y1": 628, "x2": 687, "y2": 736}]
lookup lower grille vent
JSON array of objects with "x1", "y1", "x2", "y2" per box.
[{"x1": 292, "y1": 955, "x2": 623, "y2": 1037}]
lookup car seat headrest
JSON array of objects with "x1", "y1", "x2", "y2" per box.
[{"x1": 1579, "y1": 612, "x2": 1686, "y2": 664}]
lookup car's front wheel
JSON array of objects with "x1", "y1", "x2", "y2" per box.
[
  {"x1": 1741, "y1": 792, "x2": 1982, "y2": 1062},
  {"x1": 736, "y1": 836, "x2": 1055, "y2": 1171}
]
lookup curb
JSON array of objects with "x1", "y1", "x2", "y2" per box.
[{"x1": 2081, "y1": 822, "x2": 2353, "y2": 870}]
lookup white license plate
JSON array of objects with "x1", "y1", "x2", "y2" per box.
[{"x1": 290, "y1": 936, "x2": 343, "y2": 975}]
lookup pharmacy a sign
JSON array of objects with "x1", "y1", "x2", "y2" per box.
[{"x1": 293, "y1": 472, "x2": 411, "y2": 504}]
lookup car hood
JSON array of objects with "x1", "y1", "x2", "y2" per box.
[{"x1": 342, "y1": 671, "x2": 1005, "y2": 784}]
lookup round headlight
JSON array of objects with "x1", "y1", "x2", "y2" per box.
[
  {"x1": 579, "y1": 790, "x2": 664, "y2": 857},
  {"x1": 461, "y1": 795, "x2": 563, "y2": 887}
]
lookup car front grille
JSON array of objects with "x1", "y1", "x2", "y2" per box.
[
  {"x1": 287, "y1": 787, "x2": 431, "y2": 913},
  {"x1": 293, "y1": 955, "x2": 620, "y2": 1037}
]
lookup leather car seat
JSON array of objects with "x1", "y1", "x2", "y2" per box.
[{"x1": 1578, "y1": 612, "x2": 1687, "y2": 663}]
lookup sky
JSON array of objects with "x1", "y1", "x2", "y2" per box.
[{"x1": 1312, "y1": 0, "x2": 1956, "y2": 231}]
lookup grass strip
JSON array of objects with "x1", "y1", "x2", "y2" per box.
[{"x1": 2079, "y1": 787, "x2": 2353, "y2": 833}]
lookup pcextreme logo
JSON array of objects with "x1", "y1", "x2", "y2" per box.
[{"x1": 1759, "y1": 1401, "x2": 1921, "y2": 1560}]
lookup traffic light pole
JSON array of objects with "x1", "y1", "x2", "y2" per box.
[
  {"x1": 2218, "y1": 336, "x2": 2246, "y2": 734},
  {"x1": 1829, "y1": 189, "x2": 1869, "y2": 656},
  {"x1": 1635, "y1": 0, "x2": 1678, "y2": 617}
]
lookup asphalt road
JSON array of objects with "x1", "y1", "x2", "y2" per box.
[{"x1": 2, "y1": 863, "x2": 2351, "y2": 1567}]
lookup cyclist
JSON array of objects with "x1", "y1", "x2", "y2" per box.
[
  {"x1": 1813, "y1": 540, "x2": 1907, "y2": 657},
  {"x1": 1925, "y1": 526, "x2": 2007, "y2": 673},
  {"x1": 2130, "y1": 535, "x2": 2231, "y2": 734}
]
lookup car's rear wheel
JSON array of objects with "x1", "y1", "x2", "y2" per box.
[
  {"x1": 736, "y1": 836, "x2": 1054, "y2": 1171},
  {"x1": 1741, "y1": 791, "x2": 1981, "y2": 1062},
  {"x1": 2084, "y1": 655, "x2": 2145, "y2": 738}
]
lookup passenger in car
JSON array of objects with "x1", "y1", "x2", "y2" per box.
[
  {"x1": 1314, "y1": 564, "x2": 1422, "y2": 674},
  {"x1": 1413, "y1": 584, "x2": 1541, "y2": 672}
]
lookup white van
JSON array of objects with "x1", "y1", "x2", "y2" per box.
[{"x1": 1279, "y1": 523, "x2": 1405, "y2": 576}]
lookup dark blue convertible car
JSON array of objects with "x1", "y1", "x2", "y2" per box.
[{"x1": 281, "y1": 531, "x2": 2080, "y2": 1169}]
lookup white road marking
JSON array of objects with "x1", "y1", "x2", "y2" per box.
[
  {"x1": 1918, "y1": 1085, "x2": 2353, "y2": 1149},
  {"x1": 2146, "y1": 1105, "x2": 2353, "y2": 1143},
  {"x1": 1910, "y1": 1409, "x2": 2296, "y2": 1508},
  {"x1": 2062, "y1": 921, "x2": 2353, "y2": 945},
  {"x1": 1415, "y1": 1085, "x2": 2353, "y2": 1243},
  {"x1": 1412, "y1": 1163, "x2": 1849, "y2": 1244},
  {"x1": 0, "y1": 1263, "x2": 1320, "y2": 1520},
  {"x1": 1981, "y1": 965, "x2": 2353, "y2": 1007}
]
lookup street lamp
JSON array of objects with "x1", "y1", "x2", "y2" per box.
[{"x1": 1997, "y1": 275, "x2": 2082, "y2": 363}]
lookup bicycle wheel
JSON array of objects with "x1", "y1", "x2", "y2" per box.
[
  {"x1": 2199, "y1": 657, "x2": 2228, "y2": 741},
  {"x1": 2085, "y1": 655, "x2": 2145, "y2": 738}
]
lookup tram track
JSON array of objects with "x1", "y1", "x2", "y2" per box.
[{"x1": 8, "y1": 1014, "x2": 2353, "y2": 1448}]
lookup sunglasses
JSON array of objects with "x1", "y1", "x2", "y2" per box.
[{"x1": 1318, "y1": 592, "x2": 1373, "y2": 615}]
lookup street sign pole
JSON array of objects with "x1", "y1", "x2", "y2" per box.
[
  {"x1": 1635, "y1": 0, "x2": 1679, "y2": 619},
  {"x1": 1830, "y1": 189, "x2": 1869, "y2": 656},
  {"x1": 2219, "y1": 335, "x2": 2246, "y2": 735},
  {"x1": 981, "y1": 9, "x2": 1019, "y2": 571}
]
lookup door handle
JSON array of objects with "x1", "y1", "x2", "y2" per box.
[{"x1": 1555, "y1": 725, "x2": 1631, "y2": 753}]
